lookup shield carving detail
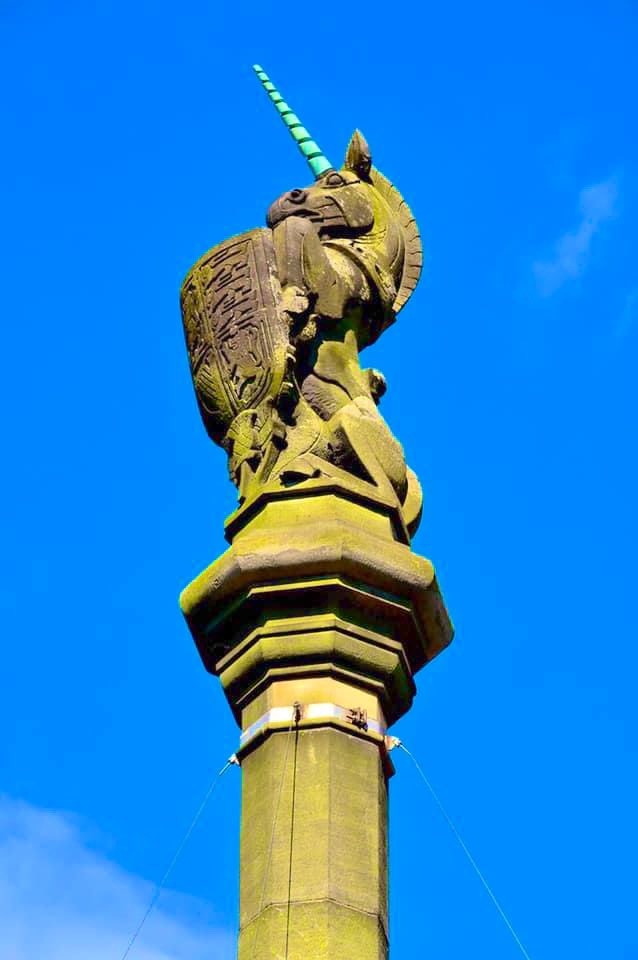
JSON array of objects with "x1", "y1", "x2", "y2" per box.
[{"x1": 180, "y1": 228, "x2": 289, "y2": 445}]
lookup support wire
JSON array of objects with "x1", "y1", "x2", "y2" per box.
[
  {"x1": 398, "y1": 742, "x2": 533, "y2": 960},
  {"x1": 119, "y1": 754, "x2": 237, "y2": 960}
]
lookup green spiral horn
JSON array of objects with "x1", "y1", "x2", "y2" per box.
[{"x1": 253, "y1": 64, "x2": 333, "y2": 179}]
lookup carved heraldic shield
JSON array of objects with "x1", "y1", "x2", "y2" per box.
[{"x1": 181, "y1": 228, "x2": 289, "y2": 445}]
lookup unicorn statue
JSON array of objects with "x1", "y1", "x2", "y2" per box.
[{"x1": 180, "y1": 65, "x2": 424, "y2": 540}]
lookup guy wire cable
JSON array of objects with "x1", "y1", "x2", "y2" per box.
[
  {"x1": 119, "y1": 754, "x2": 238, "y2": 960},
  {"x1": 397, "y1": 741, "x2": 533, "y2": 960}
]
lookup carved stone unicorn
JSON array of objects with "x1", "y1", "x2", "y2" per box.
[{"x1": 180, "y1": 66, "x2": 424, "y2": 539}]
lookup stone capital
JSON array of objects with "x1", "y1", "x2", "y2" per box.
[{"x1": 181, "y1": 487, "x2": 452, "y2": 734}]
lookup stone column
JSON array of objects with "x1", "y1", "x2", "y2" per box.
[{"x1": 181, "y1": 485, "x2": 452, "y2": 960}]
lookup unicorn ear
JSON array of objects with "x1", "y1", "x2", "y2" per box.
[{"x1": 345, "y1": 130, "x2": 372, "y2": 178}]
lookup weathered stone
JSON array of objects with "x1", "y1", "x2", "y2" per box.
[
  {"x1": 237, "y1": 728, "x2": 388, "y2": 960},
  {"x1": 181, "y1": 70, "x2": 424, "y2": 539},
  {"x1": 177, "y1": 66, "x2": 453, "y2": 960},
  {"x1": 181, "y1": 490, "x2": 452, "y2": 726},
  {"x1": 181, "y1": 486, "x2": 451, "y2": 955}
]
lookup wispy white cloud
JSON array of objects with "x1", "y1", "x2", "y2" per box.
[
  {"x1": 533, "y1": 177, "x2": 618, "y2": 295},
  {"x1": 0, "y1": 796, "x2": 235, "y2": 960}
]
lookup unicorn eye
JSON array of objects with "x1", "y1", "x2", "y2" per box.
[{"x1": 324, "y1": 172, "x2": 345, "y2": 187}]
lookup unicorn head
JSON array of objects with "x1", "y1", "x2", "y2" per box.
[{"x1": 254, "y1": 65, "x2": 423, "y2": 320}]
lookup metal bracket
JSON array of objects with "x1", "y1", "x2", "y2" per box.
[
  {"x1": 239, "y1": 702, "x2": 385, "y2": 749},
  {"x1": 346, "y1": 707, "x2": 368, "y2": 731}
]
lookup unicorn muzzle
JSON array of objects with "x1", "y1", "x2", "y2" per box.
[
  {"x1": 267, "y1": 188, "x2": 313, "y2": 226},
  {"x1": 267, "y1": 188, "x2": 349, "y2": 230}
]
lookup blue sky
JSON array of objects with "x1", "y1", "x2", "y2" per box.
[{"x1": 1, "y1": 1, "x2": 636, "y2": 958}]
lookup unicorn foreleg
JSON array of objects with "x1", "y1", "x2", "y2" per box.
[{"x1": 271, "y1": 217, "x2": 362, "y2": 322}]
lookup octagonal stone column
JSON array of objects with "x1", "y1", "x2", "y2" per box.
[{"x1": 181, "y1": 484, "x2": 452, "y2": 960}]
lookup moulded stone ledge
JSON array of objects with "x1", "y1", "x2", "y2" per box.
[
  {"x1": 216, "y1": 612, "x2": 416, "y2": 725},
  {"x1": 180, "y1": 491, "x2": 453, "y2": 729},
  {"x1": 181, "y1": 527, "x2": 450, "y2": 671}
]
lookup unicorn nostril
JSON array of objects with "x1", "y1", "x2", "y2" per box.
[{"x1": 289, "y1": 189, "x2": 307, "y2": 203}]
